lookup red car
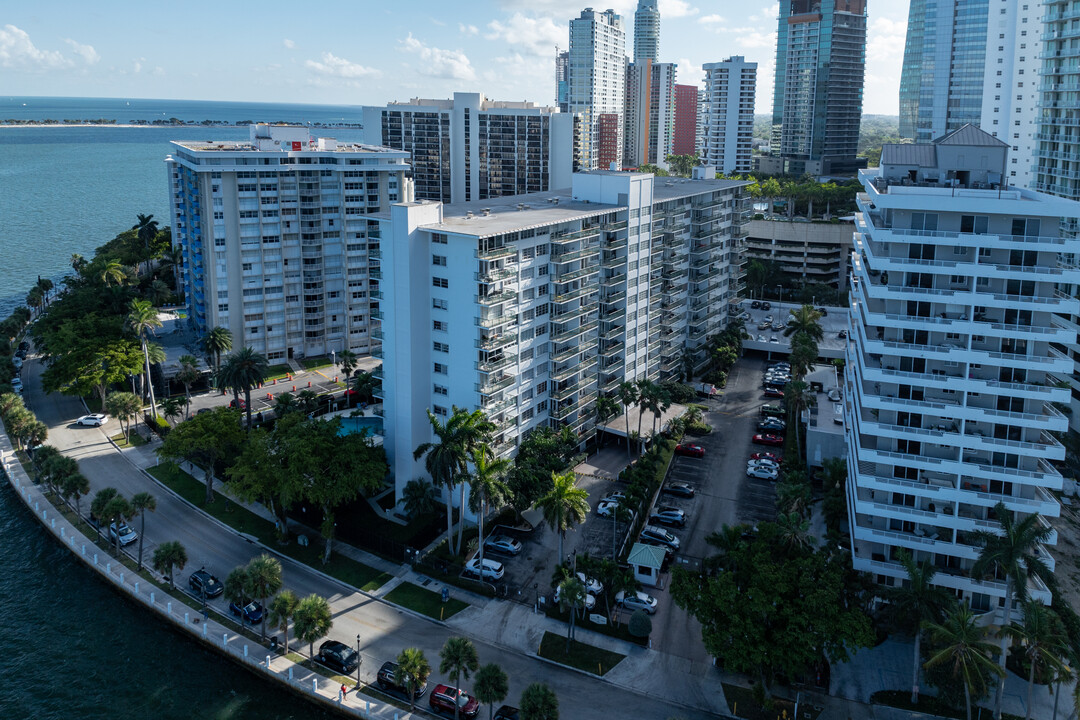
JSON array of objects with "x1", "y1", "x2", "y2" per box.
[
  {"x1": 675, "y1": 443, "x2": 705, "y2": 458},
  {"x1": 229, "y1": 398, "x2": 247, "y2": 410},
  {"x1": 763, "y1": 387, "x2": 785, "y2": 398},
  {"x1": 430, "y1": 685, "x2": 480, "y2": 718},
  {"x1": 750, "y1": 452, "x2": 782, "y2": 464},
  {"x1": 752, "y1": 433, "x2": 784, "y2": 447}
]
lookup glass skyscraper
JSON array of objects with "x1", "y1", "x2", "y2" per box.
[{"x1": 899, "y1": 0, "x2": 989, "y2": 142}]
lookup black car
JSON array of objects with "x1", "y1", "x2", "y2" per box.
[
  {"x1": 189, "y1": 569, "x2": 224, "y2": 598},
  {"x1": 229, "y1": 600, "x2": 265, "y2": 625},
  {"x1": 377, "y1": 660, "x2": 428, "y2": 699},
  {"x1": 761, "y1": 301, "x2": 771, "y2": 310},
  {"x1": 750, "y1": 300, "x2": 761, "y2": 309},
  {"x1": 318, "y1": 640, "x2": 359, "y2": 674},
  {"x1": 494, "y1": 706, "x2": 520, "y2": 720}
]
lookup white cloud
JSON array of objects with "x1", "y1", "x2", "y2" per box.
[
  {"x1": 0, "y1": 25, "x2": 70, "y2": 70},
  {"x1": 749, "y1": 3, "x2": 779, "y2": 23},
  {"x1": 659, "y1": 0, "x2": 698, "y2": 18},
  {"x1": 133, "y1": 58, "x2": 143, "y2": 73},
  {"x1": 283, "y1": 38, "x2": 296, "y2": 50},
  {"x1": 486, "y1": 13, "x2": 563, "y2": 57},
  {"x1": 677, "y1": 57, "x2": 704, "y2": 86},
  {"x1": 701, "y1": 14, "x2": 725, "y2": 24},
  {"x1": 459, "y1": 23, "x2": 479, "y2": 36},
  {"x1": 152, "y1": 66, "x2": 165, "y2": 76},
  {"x1": 64, "y1": 39, "x2": 99, "y2": 65},
  {"x1": 399, "y1": 33, "x2": 476, "y2": 81},
  {"x1": 867, "y1": 16, "x2": 906, "y2": 64},
  {"x1": 305, "y1": 52, "x2": 379, "y2": 79}
]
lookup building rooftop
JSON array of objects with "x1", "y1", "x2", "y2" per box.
[
  {"x1": 170, "y1": 139, "x2": 403, "y2": 154},
  {"x1": 387, "y1": 93, "x2": 558, "y2": 114}
]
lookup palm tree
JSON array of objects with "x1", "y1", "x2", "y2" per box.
[
  {"x1": 218, "y1": 347, "x2": 269, "y2": 430},
  {"x1": 352, "y1": 370, "x2": 378, "y2": 404},
  {"x1": 402, "y1": 478, "x2": 438, "y2": 518},
  {"x1": 395, "y1": 647, "x2": 432, "y2": 713},
  {"x1": 439, "y1": 637, "x2": 480, "y2": 720},
  {"x1": 202, "y1": 326, "x2": 233, "y2": 376},
  {"x1": 474, "y1": 663, "x2": 509, "y2": 720},
  {"x1": 245, "y1": 554, "x2": 283, "y2": 642},
  {"x1": 634, "y1": 379, "x2": 657, "y2": 441},
  {"x1": 617, "y1": 381, "x2": 638, "y2": 459},
  {"x1": 1006, "y1": 600, "x2": 1069, "y2": 720},
  {"x1": 25, "y1": 287, "x2": 43, "y2": 318},
  {"x1": 147, "y1": 278, "x2": 172, "y2": 306},
  {"x1": 128, "y1": 299, "x2": 163, "y2": 419},
  {"x1": 535, "y1": 470, "x2": 589, "y2": 562},
  {"x1": 59, "y1": 471, "x2": 91, "y2": 520},
  {"x1": 93, "y1": 490, "x2": 133, "y2": 556},
  {"x1": 468, "y1": 444, "x2": 511, "y2": 583},
  {"x1": 272, "y1": 392, "x2": 299, "y2": 417},
  {"x1": 338, "y1": 349, "x2": 358, "y2": 384},
  {"x1": 152, "y1": 540, "x2": 188, "y2": 589},
  {"x1": 519, "y1": 682, "x2": 559, "y2": 720},
  {"x1": 36, "y1": 276, "x2": 54, "y2": 305},
  {"x1": 130, "y1": 491, "x2": 157, "y2": 571},
  {"x1": 775, "y1": 511, "x2": 814, "y2": 552},
  {"x1": 924, "y1": 602, "x2": 1005, "y2": 720},
  {"x1": 268, "y1": 590, "x2": 300, "y2": 655},
  {"x1": 888, "y1": 549, "x2": 957, "y2": 704},
  {"x1": 557, "y1": 575, "x2": 587, "y2": 650},
  {"x1": 783, "y1": 304, "x2": 824, "y2": 343},
  {"x1": 71, "y1": 253, "x2": 87, "y2": 273},
  {"x1": 176, "y1": 355, "x2": 201, "y2": 419},
  {"x1": 294, "y1": 593, "x2": 333, "y2": 660},
  {"x1": 972, "y1": 502, "x2": 1054, "y2": 719},
  {"x1": 296, "y1": 389, "x2": 319, "y2": 415},
  {"x1": 783, "y1": 380, "x2": 816, "y2": 456},
  {"x1": 159, "y1": 396, "x2": 183, "y2": 426},
  {"x1": 101, "y1": 259, "x2": 126, "y2": 287},
  {"x1": 105, "y1": 392, "x2": 142, "y2": 440},
  {"x1": 225, "y1": 566, "x2": 251, "y2": 611},
  {"x1": 642, "y1": 385, "x2": 671, "y2": 438},
  {"x1": 133, "y1": 213, "x2": 160, "y2": 256},
  {"x1": 595, "y1": 395, "x2": 619, "y2": 442}
]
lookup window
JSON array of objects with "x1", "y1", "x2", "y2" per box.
[
  {"x1": 432, "y1": 254, "x2": 447, "y2": 266},
  {"x1": 432, "y1": 276, "x2": 449, "y2": 288},
  {"x1": 535, "y1": 303, "x2": 549, "y2": 316},
  {"x1": 433, "y1": 405, "x2": 448, "y2": 417},
  {"x1": 538, "y1": 266, "x2": 548, "y2": 277},
  {"x1": 433, "y1": 341, "x2": 449, "y2": 353},
  {"x1": 434, "y1": 384, "x2": 448, "y2": 396},
  {"x1": 1011, "y1": 218, "x2": 1041, "y2": 237},
  {"x1": 522, "y1": 407, "x2": 535, "y2": 421},
  {"x1": 960, "y1": 215, "x2": 988, "y2": 234},
  {"x1": 434, "y1": 362, "x2": 448, "y2": 374},
  {"x1": 536, "y1": 381, "x2": 548, "y2": 394},
  {"x1": 433, "y1": 320, "x2": 447, "y2": 331},
  {"x1": 433, "y1": 298, "x2": 448, "y2": 310}
]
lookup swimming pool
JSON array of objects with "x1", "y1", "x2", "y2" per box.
[{"x1": 337, "y1": 416, "x2": 384, "y2": 436}]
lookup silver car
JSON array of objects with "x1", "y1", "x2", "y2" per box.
[
  {"x1": 484, "y1": 535, "x2": 522, "y2": 556},
  {"x1": 616, "y1": 590, "x2": 658, "y2": 615}
]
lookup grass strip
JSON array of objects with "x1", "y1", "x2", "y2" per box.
[
  {"x1": 869, "y1": 690, "x2": 1023, "y2": 720},
  {"x1": 110, "y1": 431, "x2": 147, "y2": 448},
  {"x1": 265, "y1": 364, "x2": 293, "y2": 381},
  {"x1": 300, "y1": 356, "x2": 334, "y2": 370},
  {"x1": 536, "y1": 630, "x2": 624, "y2": 676},
  {"x1": 148, "y1": 462, "x2": 392, "y2": 592},
  {"x1": 723, "y1": 683, "x2": 824, "y2": 720},
  {"x1": 383, "y1": 581, "x2": 468, "y2": 620}
]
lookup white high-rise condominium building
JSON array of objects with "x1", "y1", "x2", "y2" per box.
[
  {"x1": 847, "y1": 124, "x2": 1079, "y2": 608},
  {"x1": 700, "y1": 57, "x2": 757, "y2": 175},
  {"x1": 362, "y1": 93, "x2": 574, "y2": 205},
  {"x1": 624, "y1": 61, "x2": 677, "y2": 169},
  {"x1": 166, "y1": 124, "x2": 408, "y2": 361},
  {"x1": 634, "y1": 0, "x2": 660, "y2": 62},
  {"x1": 569, "y1": 8, "x2": 627, "y2": 170},
  {"x1": 375, "y1": 169, "x2": 749, "y2": 500},
  {"x1": 979, "y1": 0, "x2": 1041, "y2": 189}
]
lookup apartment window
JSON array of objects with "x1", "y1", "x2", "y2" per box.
[
  {"x1": 434, "y1": 384, "x2": 448, "y2": 396},
  {"x1": 538, "y1": 285, "x2": 548, "y2": 296},
  {"x1": 432, "y1": 254, "x2": 447, "y2": 266},
  {"x1": 534, "y1": 325, "x2": 548, "y2": 337},
  {"x1": 433, "y1": 298, "x2": 448, "y2": 310},
  {"x1": 434, "y1": 362, "x2": 448, "y2": 374},
  {"x1": 538, "y1": 266, "x2": 548, "y2": 276},
  {"x1": 433, "y1": 341, "x2": 449, "y2": 353},
  {"x1": 535, "y1": 303, "x2": 549, "y2": 316},
  {"x1": 536, "y1": 244, "x2": 549, "y2": 256},
  {"x1": 432, "y1": 276, "x2": 449, "y2": 288},
  {"x1": 536, "y1": 381, "x2": 548, "y2": 394},
  {"x1": 433, "y1": 405, "x2": 448, "y2": 417},
  {"x1": 522, "y1": 407, "x2": 535, "y2": 421},
  {"x1": 433, "y1": 320, "x2": 447, "y2": 331},
  {"x1": 1011, "y1": 218, "x2": 1041, "y2": 237},
  {"x1": 960, "y1": 215, "x2": 988, "y2": 234}
]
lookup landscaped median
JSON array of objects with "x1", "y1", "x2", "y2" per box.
[
  {"x1": 147, "y1": 462, "x2": 392, "y2": 593},
  {"x1": 536, "y1": 630, "x2": 625, "y2": 677},
  {"x1": 383, "y1": 581, "x2": 468, "y2": 621}
]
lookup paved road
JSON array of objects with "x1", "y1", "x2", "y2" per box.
[{"x1": 22, "y1": 353, "x2": 726, "y2": 720}]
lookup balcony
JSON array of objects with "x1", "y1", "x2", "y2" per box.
[
  {"x1": 554, "y1": 262, "x2": 601, "y2": 284},
  {"x1": 477, "y1": 332, "x2": 517, "y2": 351},
  {"x1": 479, "y1": 374, "x2": 515, "y2": 395},
  {"x1": 553, "y1": 286, "x2": 598, "y2": 305},
  {"x1": 477, "y1": 313, "x2": 518, "y2": 330},
  {"x1": 479, "y1": 246, "x2": 517, "y2": 262},
  {"x1": 551, "y1": 320, "x2": 598, "y2": 343},
  {"x1": 551, "y1": 227, "x2": 601, "y2": 245},
  {"x1": 552, "y1": 245, "x2": 600, "y2": 265},
  {"x1": 478, "y1": 355, "x2": 514, "y2": 374},
  {"x1": 552, "y1": 378, "x2": 595, "y2": 401},
  {"x1": 477, "y1": 290, "x2": 517, "y2": 307},
  {"x1": 552, "y1": 356, "x2": 598, "y2": 382},
  {"x1": 552, "y1": 339, "x2": 598, "y2": 364}
]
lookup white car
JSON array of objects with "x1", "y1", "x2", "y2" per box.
[
  {"x1": 596, "y1": 500, "x2": 634, "y2": 519},
  {"x1": 600, "y1": 492, "x2": 626, "y2": 504},
  {"x1": 747, "y1": 458, "x2": 781, "y2": 472},
  {"x1": 109, "y1": 522, "x2": 138, "y2": 547},
  {"x1": 616, "y1": 590, "x2": 658, "y2": 615},
  {"x1": 576, "y1": 572, "x2": 602, "y2": 596},
  {"x1": 555, "y1": 584, "x2": 597, "y2": 610},
  {"x1": 76, "y1": 413, "x2": 108, "y2": 427},
  {"x1": 484, "y1": 535, "x2": 522, "y2": 556},
  {"x1": 747, "y1": 466, "x2": 779, "y2": 481},
  {"x1": 464, "y1": 557, "x2": 504, "y2": 581},
  {"x1": 827, "y1": 388, "x2": 842, "y2": 402}
]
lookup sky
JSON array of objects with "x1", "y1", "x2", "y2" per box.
[{"x1": 1, "y1": 1, "x2": 908, "y2": 115}]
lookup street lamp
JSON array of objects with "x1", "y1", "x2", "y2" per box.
[
  {"x1": 356, "y1": 633, "x2": 362, "y2": 687},
  {"x1": 776, "y1": 285, "x2": 784, "y2": 309}
]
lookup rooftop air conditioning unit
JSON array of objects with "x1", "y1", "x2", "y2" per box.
[{"x1": 466, "y1": 211, "x2": 474, "y2": 219}]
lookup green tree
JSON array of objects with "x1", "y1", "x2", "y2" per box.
[
  {"x1": 337, "y1": 348, "x2": 358, "y2": 385},
  {"x1": 665, "y1": 153, "x2": 699, "y2": 178},
  {"x1": 224, "y1": 566, "x2": 251, "y2": 609},
  {"x1": 352, "y1": 370, "x2": 378, "y2": 404},
  {"x1": 158, "y1": 406, "x2": 245, "y2": 504},
  {"x1": 888, "y1": 549, "x2": 957, "y2": 704},
  {"x1": 202, "y1": 326, "x2": 233, "y2": 376},
  {"x1": 394, "y1": 647, "x2": 432, "y2": 713},
  {"x1": 616, "y1": 381, "x2": 638, "y2": 459},
  {"x1": 175, "y1": 354, "x2": 201, "y2": 419},
  {"x1": 132, "y1": 213, "x2": 160, "y2": 260},
  {"x1": 468, "y1": 443, "x2": 511, "y2": 581},
  {"x1": 784, "y1": 304, "x2": 824, "y2": 344},
  {"x1": 294, "y1": 593, "x2": 333, "y2": 660},
  {"x1": 557, "y1": 575, "x2": 587, "y2": 649},
  {"x1": 402, "y1": 478, "x2": 438, "y2": 518},
  {"x1": 152, "y1": 540, "x2": 187, "y2": 589},
  {"x1": 127, "y1": 299, "x2": 163, "y2": 418},
  {"x1": 439, "y1": 636, "x2": 480, "y2": 720},
  {"x1": 924, "y1": 602, "x2": 1005, "y2": 720},
  {"x1": 535, "y1": 470, "x2": 589, "y2": 562},
  {"x1": 158, "y1": 396, "x2": 183, "y2": 426},
  {"x1": 245, "y1": 553, "x2": 283, "y2": 641},
  {"x1": 1006, "y1": 600, "x2": 1069, "y2": 720},
  {"x1": 105, "y1": 391, "x2": 142, "y2": 440},
  {"x1": 100, "y1": 259, "x2": 126, "y2": 287},
  {"x1": 474, "y1": 663, "x2": 509, "y2": 720},
  {"x1": 519, "y1": 682, "x2": 559, "y2": 720},
  {"x1": 273, "y1": 392, "x2": 299, "y2": 418},
  {"x1": 130, "y1": 491, "x2": 157, "y2": 571},
  {"x1": 217, "y1": 346, "x2": 268, "y2": 431},
  {"x1": 628, "y1": 610, "x2": 652, "y2": 638},
  {"x1": 774, "y1": 511, "x2": 813, "y2": 551},
  {"x1": 268, "y1": 589, "x2": 300, "y2": 655},
  {"x1": 638, "y1": 163, "x2": 670, "y2": 177},
  {"x1": 58, "y1": 470, "x2": 91, "y2": 521},
  {"x1": 91, "y1": 488, "x2": 132, "y2": 556},
  {"x1": 972, "y1": 502, "x2": 1054, "y2": 719},
  {"x1": 42, "y1": 339, "x2": 143, "y2": 409}
]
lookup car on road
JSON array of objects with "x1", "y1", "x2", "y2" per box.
[
  {"x1": 188, "y1": 569, "x2": 224, "y2": 598},
  {"x1": 484, "y1": 535, "x2": 522, "y2": 556},
  {"x1": 750, "y1": 451, "x2": 782, "y2": 464},
  {"x1": 649, "y1": 507, "x2": 687, "y2": 528},
  {"x1": 761, "y1": 301, "x2": 772, "y2": 310},
  {"x1": 228, "y1": 398, "x2": 247, "y2": 410},
  {"x1": 555, "y1": 584, "x2": 597, "y2": 610},
  {"x1": 827, "y1": 388, "x2": 842, "y2": 402},
  {"x1": 760, "y1": 404, "x2": 785, "y2": 417},
  {"x1": 641, "y1": 525, "x2": 681, "y2": 550},
  {"x1": 464, "y1": 557, "x2": 505, "y2": 581},
  {"x1": 616, "y1": 590, "x2": 658, "y2": 615},
  {"x1": 757, "y1": 321, "x2": 771, "y2": 331},
  {"x1": 753, "y1": 433, "x2": 784, "y2": 446},
  {"x1": 757, "y1": 419, "x2": 785, "y2": 432},
  {"x1": 108, "y1": 522, "x2": 138, "y2": 547},
  {"x1": 317, "y1": 640, "x2": 359, "y2": 674},
  {"x1": 429, "y1": 685, "x2": 480, "y2": 718},
  {"x1": 493, "y1": 706, "x2": 519, "y2": 720},
  {"x1": 763, "y1": 387, "x2": 785, "y2": 398},
  {"x1": 576, "y1": 572, "x2": 603, "y2": 595},
  {"x1": 747, "y1": 458, "x2": 781, "y2": 472},
  {"x1": 377, "y1": 660, "x2": 429, "y2": 699},
  {"x1": 600, "y1": 492, "x2": 627, "y2": 504},
  {"x1": 747, "y1": 465, "x2": 780, "y2": 481},
  {"x1": 751, "y1": 300, "x2": 761, "y2": 309},
  {"x1": 674, "y1": 443, "x2": 705, "y2": 458},
  {"x1": 663, "y1": 482, "x2": 695, "y2": 498},
  {"x1": 229, "y1": 600, "x2": 265, "y2": 625},
  {"x1": 596, "y1": 500, "x2": 634, "y2": 520},
  {"x1": 76, "y1": 413, "x2": 107, "y2": 426}
]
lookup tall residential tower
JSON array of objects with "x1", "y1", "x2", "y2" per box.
[
  {"x1": 568, "y1": 8, "x2": 627, "y2": 170},
  {"x1": 634, "y1": 0, "x2": 660, "y2": 62},
  {"x1": 700, "y1": 57, "x2": 757, "y2": 175}
]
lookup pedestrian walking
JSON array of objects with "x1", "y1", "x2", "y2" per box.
[{"x1": 340, "y1": 684, "x2": 348, "y2": 699}]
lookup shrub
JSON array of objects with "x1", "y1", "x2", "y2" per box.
[
  {"x1": 628, "y1": 610, "x2": 652, "y2": 638},
  {"x1": 685, "y1": 421, "x2": 712, "y2": 435},
  {"x1": 661, "y1": 381, "x2": 696, "y2": 404}
]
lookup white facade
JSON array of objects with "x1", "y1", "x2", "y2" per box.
[
  {"x1": 979, "y1": 0, "x2": 1041, "y2": 189},
  {"x1": 362, "y1": 93, "x2": 573, "y2": 205},
  {"x1": 569, "y1": 8, "x2": 628, "y2": 170},
  {"x1": 846, "y1": 129, "x2": 1080, "y2": 608},
  {"x1": 624, "y1": 60, "x2": 677, "y2": 169},
  {"x1": 633, "y1": 0, "x2": 660, "y2": 62},
  {"x1": 701, "y1": 57, "x2": 757, "y2": 175},
  {"x1": 166, "y1": 124, "x2": 408, "y2": 361},
  {"x1": 376, "y1": 171, "x2": 749, "y2": 501}
]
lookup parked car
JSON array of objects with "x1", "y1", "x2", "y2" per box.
[
  {"x1": 674, "y1": 443, "x2": 705, "y2": 458},
  {"x1": 757, "y1": 334, "x2": 767, "y2": 342},
  {"x1": 827, "y1": 388, "x2": 842, "y2": 402},
  {"x1": 750, "y1": 300, "x2": 761, "y2": 309},
  {"x1": 763, "y1": 387, "x2": 785, "y2": 398},
  {"x1": 750, "y1": 451, "x2": 782, "y2": 463},
  {"x1": 641, "y1": 525, "x2": 680, "y2": 550},
  {"x1": 484, "y1": 535, "x2": 522, "y2": 556},
  {"x1": 760, "y1": 404, "x2": 785, "y2": 418},
  {"x1": 108, "y1": 522, "x2": 138, "y2": 547},
  {"x1": 464, "y1": 557, "x2": 505, "y2": 581},
  {"x1": 576, "y1": 572, "x2": 603, "y2": 595},
  {"x1": 317, "y1": 640, "x2": 359, "y2": 673},
  {"x1": 600, "y1": 492, "x2": 627, "y2": 504},
  {"x1": 229, "y1": 600, "x2": 265, "y2": 625},
  {"x1": 188, "y1": 569, "x2": 224, "y2": 598},
  {"x1": 753, "y1": 433, "x2": 784, "y2": 446},
  {"x1": 747, "y1": 458, "x2": 781, "y2": 472},
  {"x1": 757, "y1": 419, "x2": 785, "y2": 432},
  {"x1": 229, "y1": 398, "x2": 247, "y2": 410},
  {"x1": 757, "y1": 321, "x2": 771, "y2": 331},
  {"x1": 616, "y1": 590, "x2": 658, "y2": 615},
  {"x1": 650, "y1": 507, "x2": 687, "y2": 528},
  {"x1": 761, "y1": 301, "x2": 771, "y2": 310},
  {"x1": 429, "y1": 686, "x2": 480, "y2": 718},
  {"x1": 76, "y1": 413, "x2": 108, "y2": 426},
  {"x1": 663, "y1": 482, "x2": 695, "y2": 498},
  {"x1": 12, "y1": 357, "x2": 22, "y2": 369},
  {"x1": 747, "y1": 465, "x2": 780, "y2": 481},
  {"x1": 493, "y1": 706, "x2": 519, "y2": 720},
  {"x1": 771, "y1": 322, "x2": 785, "y2": 331},
  {"x1": 377, "y1": 660, "x2": 429, "y2": 699},
  {"x1": 769, "y1": 362, "x2": 790, "y2": 371},
  {"x1": 596, "y1": 500, "x2": 634, "y2": 520},
  {"x1": 762, "y1": 315, "x2": 773, "y2": 324},
  {"x1": 555, "y1": 584, "x2": 597, "y2": 610}
]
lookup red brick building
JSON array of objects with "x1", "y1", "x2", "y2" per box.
[
  {"x1": 673, "y1": 84, "x2": 698, "y2": 156},
  {"x1": 596, "y1": 113, "x2": 621, "y2": 169}
]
